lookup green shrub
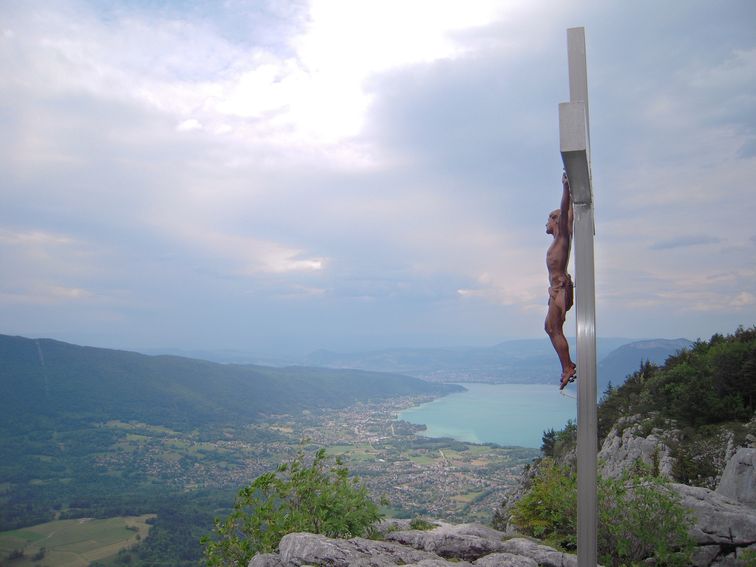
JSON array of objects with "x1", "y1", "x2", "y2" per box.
[
  {"x1": 409, "y1": 517, "x2": 438, "y2": 531},
  {"x1": 511, "y1": 459, "x2": 694, "y2": 566},
  {"x1": 740, "y1": 548, "x2": 756, "y2": 567},
  {"x1": 599, "y1": 468, "x2": 694, "y2": 566},
  {"x1": 510, "y1": 458, "x2": 577, "y2": 548},
  {"x1": 201, "y1": 448, "x2": 382, "y2": 566}
]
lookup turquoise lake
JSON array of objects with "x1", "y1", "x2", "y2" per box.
[{"x1": 399, "y1": 383, "x2": 577, "y2": 449}]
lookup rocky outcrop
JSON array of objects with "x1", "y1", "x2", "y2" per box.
[
  {"x1": 496, "y1": 538, "x2": 577, "y2": 567},
  {"x1": 597, "y1": 424, "x2": 756, "y2": 566},
  {"x1": 677, "y1": 484, "x2": 756, "y2": 546},
  {"x1": 598, "y1": 417, "x2": 676, "y2": 479},
  {"x1": 250, "y1": 437, "x2": 756, "y2": 567},
  {"x1": 716, "y1": 447, "x2": 756, "y2": 506},
  {"x1": 273, "y1": 532, "x2": 455, "y2": 566},
  {"x1": 671, "y1": 481, "x2": 756, "y2": 566},
  {"x1": 247, "y1": 524, "x2": 578, "y2": 567},
  {"x1": 384, "y1": 522, "x2": 508, "y2": 560},
  {"x1": 247, "y1": 481, "x2": 756, "y2": 567},
  {"x1": 473, "y1": 553, "x2": 537, "y2": 567}
]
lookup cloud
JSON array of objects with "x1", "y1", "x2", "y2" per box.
[
  {"x1": 177, "y1": 119, "x2": 203, "y2": 132},
  {"x1": 0, "y1": 228, "x2": 119, "y2": 311},
  {"x1": 0, "y1": 285, "x2": 95, "y2": 306},
  {"x1": 650, "y1": 236, "x2": 721, "y2": 250},
  {"x1": 0, "y1": 230, "x2": 74, "y2": 247},
  {"x1": 1, "y1": 0, "x2": 755, "y2": 351}
]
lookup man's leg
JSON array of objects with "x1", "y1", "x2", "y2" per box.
[{"x1": 545, "y1": 297, "x2": 576, "y2": 388}]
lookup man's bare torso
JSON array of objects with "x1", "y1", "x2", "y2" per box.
[{"x1": 547, "y1": 235, "x2": 571, "y2": 287}]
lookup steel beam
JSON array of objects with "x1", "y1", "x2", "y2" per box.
[{"x1": 560, "y1": 26, "x2": 598, "y2": 567}]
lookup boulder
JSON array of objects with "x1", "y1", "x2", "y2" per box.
[
  {"x1": 473, "y1": 552, "x2": 538, "y2": 567},
  {"x1": 375, "y1": 518, "x2": 414, "y2": 533},
  {"x1": 275, "y1": 532, "x2": 463, "y2": 567},
  {"x1": 249, "y1": 554, "x2": 285, "y2": 567},
  {"x1": 716, "y1": 447, "x2": 756, "y2": 506},
  {"x1": 497, "y1": 538, "x2": 578, "y2": 567},
  {"x1": 672, "y1": 482, "x2": 756, "y2": 547},
  {"x1": 691, "y1": 545, "x2": 723, "y2": 567},
  {"x1": 384, "y1": 522, "x2": 507, "y2": 561},
  {"x1": 670, "y1": 481, "x2": 756, "y2": 566},
  {"x1": 247, "y1": 526, "x2": 577, "y2": 567}
]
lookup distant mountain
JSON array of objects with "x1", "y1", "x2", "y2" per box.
[
  {"x1": 300, "y1": 338, "x2": 695, "y2": 388},
  {"x1": 597, "y1": 338, "x2": 693, "y2": 394},
  {"x1": 302, "y1": 338, "x2": 637, "y2": 384},
  {"x1": 137, "y1": 346, "x2": 294, "y2": 367},
  {"x1": 0, "y1": 334, "x2": 461, "y2": 432}
]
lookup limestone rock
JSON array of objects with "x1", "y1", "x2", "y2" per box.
[
  {"x1": 598, "y1": 419, "x2": 675, "y2": 479},
  {"x1": 406, "y1": 561, "x2": 474, "y2": 567},
  {"x1": 473, "y1": 552, "x2": 538, "y2": 567},
  {"x1": 716, "y1": 447, "x2": 756, "y2": 506},
  {"x1": 498, "y1": 538, "x2": 578, "y2": 567},
  {"x1": 691, "y1": 545, "x2": 723, "y2": 567},
  {"x1": 247, "y1": 526, "x2": 577, "y2": 567},
  {"x1": 276, "y1": 532, "x2": 459, "y2": 566},
  {"x1": 384, "y1": 522, "x2": 507, "y2": 561},
  {"x1": 249, "y1": 553, "x2": 285, "y2": 567},
  {"x1": 672, "y1": 482, "x2": 756, "y2": 547},
  {"x1": 375, "y1": 518, "x2": 414, "y2": 533}
]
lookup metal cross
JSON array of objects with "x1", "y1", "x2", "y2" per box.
[{"x1": 559, "y1": 27, "x2": 598, "y2": 567}]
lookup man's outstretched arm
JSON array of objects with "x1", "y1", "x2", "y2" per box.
[{"x1": 560, "y1": 172, "x2": 573, "y2": 235}]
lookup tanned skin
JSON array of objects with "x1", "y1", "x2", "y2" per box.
[{"x1": 545, "y1": 172, "x2": 576, "y2": 389}]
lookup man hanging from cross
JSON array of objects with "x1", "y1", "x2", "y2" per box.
[{"x1": 546, "y1": 171, "x2": 576, "y2": 390}]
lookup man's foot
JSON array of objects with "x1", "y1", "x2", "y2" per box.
[{"x1": 560, "y1": 365, "x2": 577, "y2": 390}]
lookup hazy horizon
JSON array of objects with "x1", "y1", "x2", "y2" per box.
[{"x1": 3, "y1": 330, "x2": 696, "y2": 362}]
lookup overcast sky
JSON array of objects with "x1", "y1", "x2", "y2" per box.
[{"x1": 2, "y1": 0, "x2": 755, "y2": 355}]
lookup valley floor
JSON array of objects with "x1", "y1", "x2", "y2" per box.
[
  {"x1": 95, "y1": 396, "x2": 538, "y2": 522},
  {"x1": 1, "y1": 395, "x2": 539, "y2": 565}
]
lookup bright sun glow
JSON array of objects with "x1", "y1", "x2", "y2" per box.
[{"x1": 213, "y1": 0, "x2": 508, "y2": 145}]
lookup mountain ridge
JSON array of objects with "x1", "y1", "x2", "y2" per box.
[
  {"x1": 300, "y1": 337, "x2": 691, "y2": 385},
  {"x1": 0, "y1": 333, "x2": 461, "y2": 432}
]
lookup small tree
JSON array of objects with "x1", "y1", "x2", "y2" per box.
[
  {"x1": 541, "y1": 428, "x2": 557, "y2": 457},
  {"x1": 201, "y1": 448, "x2": 382, "y2": 566}
]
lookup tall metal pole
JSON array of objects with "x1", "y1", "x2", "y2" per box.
[{"x1": 559, "y1": 27, "x2": 598, "y2": 567}]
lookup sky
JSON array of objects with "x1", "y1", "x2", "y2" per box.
[{"x1": 2, "y1": 0, "x2": 755, "y2": 356}]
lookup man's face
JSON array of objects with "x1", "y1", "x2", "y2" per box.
[{"x1": 546, "y1": 210, "x2": 560, "y2": 234}]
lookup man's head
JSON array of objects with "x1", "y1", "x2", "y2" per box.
[{"x1": 546, "y1": 209, "x2": 560, "y2": 235}]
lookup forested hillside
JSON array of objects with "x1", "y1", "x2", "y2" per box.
[
  {"x1": 0, "y1": 334, "x2": 461, "y2": 564},
  {"x1": 598, "y1": 326, "x2": 755, "y2": 439},
  {"x1": 0, "y1": 334, "x2": 460, "y2": 432},
  {"x1": 499, "y1": 327, "x2": 756, "y2": 566},
  {"x1": 539, "y1": 326, "x2": 755, "y2": 479},
  {"x1": 596, "y1": 338, "x2": 692, "y2": 393}
]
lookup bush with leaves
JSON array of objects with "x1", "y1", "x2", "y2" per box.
[
  {"x1": 409, "y1": 517, "x2": 438, "y2": 531},
  {"x1": 510, "y1": 458, "x2": 577, "y2": 549},
  {"x1": 511, "y1": 459, "x2": 694, "y2": 566},
  {"x1": 201, "y1": 448, "x2": 382, "y2": 566},
  {"x1": 599, "y1": 464, "x2": 694, "y2": 566}
]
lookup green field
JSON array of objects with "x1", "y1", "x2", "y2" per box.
[
  {"x1": 326, "y1": 443, "x2": 379, "y2": 462},
  {"x1": 0, "y1": 515, "x2": 155, "y2": 567}
]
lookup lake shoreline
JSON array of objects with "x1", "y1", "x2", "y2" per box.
[{"x1": 398, "y1": 382, "x2": 577, "y2": 449}]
